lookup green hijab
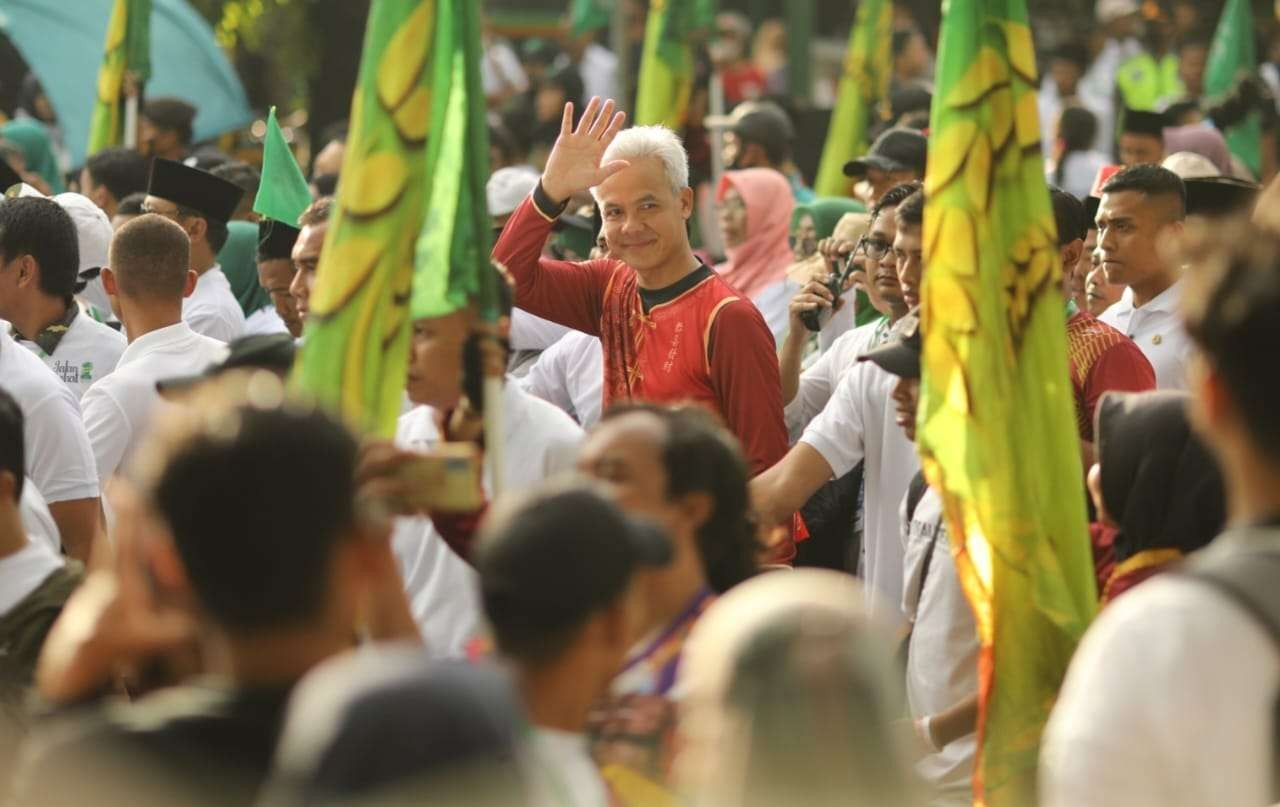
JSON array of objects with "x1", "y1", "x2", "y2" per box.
[
  {"x1": 217, "y1": 220, "x2": 274, "y2": 316},
  {"x1": 789, "y1": 197, "x2": 866, "y2": 239},
  {"x1": 0, "y1": 119, "x2": 64, "y2": 193}
]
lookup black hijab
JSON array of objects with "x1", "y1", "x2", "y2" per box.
[{"x1": 1096, "y1": 391, "x2": 1226, "y2": 563}]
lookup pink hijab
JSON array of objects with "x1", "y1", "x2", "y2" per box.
[
  {"x1": 1163, "y1": 125, "x2": 1233, "y2": 175},
  {"x1": 714, "y1": 168, "x2": 795, "y2": 299}
]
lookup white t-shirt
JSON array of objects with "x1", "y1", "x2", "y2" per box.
[
  {"x1": 243, "y1": 306, "x2": 290, "y2": 336},
  {"x1": 13, "y1": 312, "x2": 126, "y2": 401},
  {"x1": 393, "y1": 383, "x2": 582, "y2": 658},
  {"x1": 19, "y1": 479, "x2": 61, "y2": 555},
  {"x1": 798, "y1": 359, "x2": 919, "y2": 620},
  {"x1": 183, "y1": 266, "x2": 246, "y2": 343},
  {"x1": 0, "y1": 330, "x2": 99, "y2": 505},
  {"x1": 518, "y1": 330, "x2": 604, "y2": 428},
  {"x1": 784, "y1": 317, "x2": 889, "y2": 440},
  {"x1": 901, "y1": 485, "x2": 978, "y2": 805},
  {"x1": 750, "y1": 278, "x2": 801, "y2": 348},
  {"x1": 1099, "y1": 280, "x2": 1191, "y2": 391},
  {"x1": 524, "y1": 727, "x2": 609, "y2": 807},
  {"x1": 0, "y1": 540, "x2": 64, "y2": 617},
  {"x1": 510, "y1": 308, "x2": 571, "y2": 352},
  {"x1": 1041, "y1": 559, "x2": 1280, "y2": 807},
  {"x1": 80, "y1": 322, "x2": 228, "y2": 483}
]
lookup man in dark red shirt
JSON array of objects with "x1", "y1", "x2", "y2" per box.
[
  {"x1": 1050, "y1": 188, "x2": 1156, "y2": 456},
  {"x1": 491, "y1": 98, "x2": 787, "y2": 475}
]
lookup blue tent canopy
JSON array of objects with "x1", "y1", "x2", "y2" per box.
[{"x1": 0, "y1": 0, "x2": 252, "y2": 167}]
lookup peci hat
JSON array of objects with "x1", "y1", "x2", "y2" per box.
[
  {"x1": 257, "y1": 218, "x2": 301, "y2": 262},
  {"x1": 477, "y1": 482, "x2": 672, "y2": 638},
  {"x1": 858, "y1": 307, "x2": 922, "y2": 379},
  {"x1": 486, "y1": 166, "x2": 540, "y2": 219},
  {"x1": 147, "y1": 157, "x2": 245, "y2": 223},
  {"x1": 844, "y1": 127, "x2": 927, "y2": 178},
  {"x1": 1119, "y1": 108, "x2": 1168, "y2": 139}
]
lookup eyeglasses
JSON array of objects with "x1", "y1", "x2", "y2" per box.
[
  {"x1": 855, "y1": 235, "x2": 893, "y2": 261},
  {"x1": 788, "y1": 235, "x2": 817, "y2": 257},
  {"x1": 141, "y1": 203, "x2": 185, "y2": 221}
]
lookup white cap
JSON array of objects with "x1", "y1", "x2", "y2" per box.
[
  {"x1": 1096, "y1": 0, "x2": 1140, "y2": 24},
  {"x1": 53, "y1": 193, "x2": 113, "y2": 275},
  {"x1": 1162, "y1": 151, "x2": 1218, "y2": 180},
  {"x1": 486, "y1": 166, "x2": 540, "y2": 218}
]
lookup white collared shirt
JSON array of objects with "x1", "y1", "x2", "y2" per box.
[
  {"x1": 19, "y1": 478, "x2": 61, "y2": 555},
  {"x1": 784, "y1": 317, "x2": 889, "y2": 440},
  {"x1": 183, "y1": 265, "x2": 246, "y2": 343},
  {"x1": 244, "y1": 306, "x2": 290, "y2": 336},
  {"x1": 518, "y1": 330, "x2": 603, "y2": 428},
  {"x1": 0, "y1": 330, "x2": 99, "y2": 505},
  {"x1": 1098, "y1": 278, "x2": 1192, "y2": 391},
  {"x1": 392, "y1": 383, "x2": 582, "y2": 658},
  {"x1": 13, "y1": 311, "x2": 127, "y2": 401},
  {"x1": 80, "y1": 321, "x2": 227, "y2": 483},
  {"x1": 798, "y1": 358, "x2": 920, "y2": 621}
]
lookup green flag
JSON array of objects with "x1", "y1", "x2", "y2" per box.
[
  {"x1": 917, "y1": 0, "x2": 1097, "y2": 803},
  {"x1": 87, "y1": 0, "x2": 152, "y2": 156},
  {"x1": 253, "y1": 106, "x2": 312, "y2": 226},
  {"x1": 293, "y1": 0, "x2": 435, "y2": 435},
  {"x1": 634, "y1": 0, "x2": 715, "y2": 129},
  {"x1": 413, "y1": 0, "x2": 499, "y2": 322},
  {"x1": 570, "y1": 0, "x2": 611, "y2": 37},
  {"x1": 1206, "y1": 0, "x2": 1260, "y2": 177},
  {"x1": 813, "y1": 0, "x2": 892, "y2": 197}
]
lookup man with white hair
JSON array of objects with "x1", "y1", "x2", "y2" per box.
[{"x1": 492, "y1": 98, "x2": 787, "y2": 476}]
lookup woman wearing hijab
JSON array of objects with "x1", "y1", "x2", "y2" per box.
[
  {"x1": 715, "y1": 168, "x2": 796, "y2": 344},
  {"x1": 0, "y1": 119, "x2": 65, "y2": 193},
  {"x1": 1162, "y1": 124, "x2": 1234, "y2": 176},
  {"x1": 1088, "y1": 390, "x2": 1226, "y2": 603}
]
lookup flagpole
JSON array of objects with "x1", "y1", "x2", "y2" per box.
[{"x1": 124, "y1": 95, "x2": 138, "y2": 149}]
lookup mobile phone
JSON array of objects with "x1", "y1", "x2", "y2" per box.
[{"x1": 395, "y1": 443, "x2": 484, "y2": 513}]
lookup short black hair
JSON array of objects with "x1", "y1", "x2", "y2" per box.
[
  {"x1": 0, "y1": 387, "x2": 23, "y2": 502},
  {"x1": 1102, "y1": 164, "x2": 1187, "y2": 220},
  {"x1": 1058, "y1": 106, "x2": 1099, "y2": 152},
  {"x1": 149, "y1": 401, "x2": 359, "y2": 632},
  {"x1": 872, "y1": 180, "x2": 922, "y2": 221},
  {"x1": 0, "y1": 196, "x2": 80, "y2": 299},
  {"x1": 600, "y1": 404, "x2": 758, "y2": 592},
  {"x1": 310, "y1": 173, "x2": 339, "y2": 198},
  {"x1": 320, "y1": 120, "x2": 348, "y2": 147},
  {"x1": 116, "y1": 192, "x2": 147, "y2": 216},
  {"x1": 85, "y1": 147, "x2": 149, "y2": 202},
  {"x1": 1049, "y1": 186, "x2": 1087, "y2": 246},
  {"x1": 109, "y1": 213, "x2": 191, "y2": 300},
  {"x1": 211, "y1": 161, "x2": 261, "y2": 218},
  {"x1": 894, "y1": 188, "x2": 926, "y2": 227},
  {"x1": 1183, "y1": 223, "x2": 1280, "y2": 465},
  {"x1": 143, "y1": 97, "x2": 197, "y2": 145},
  {"x1": 1051, "y1": 42, "x2": 1090, "y2": 71}
]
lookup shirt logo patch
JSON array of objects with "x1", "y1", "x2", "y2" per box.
[
  {"x1": 52, "y1": 360, "x2": 80, "y2": 384},
  {"x1": 81, "y1": 361, "x2": 94, "y2": 381}
]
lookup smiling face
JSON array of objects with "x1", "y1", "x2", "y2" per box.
[{"x1": 597, "y1": 157, "x2": 693, "y2": 278}]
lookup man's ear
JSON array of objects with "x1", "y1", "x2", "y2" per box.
[
  {"x1": 101, "y1": 266, "x2": 118, "y2": 296},
  {"x1": 675, "y1": 490, "x2": 714, "y2": 532},
  {"x1": 187, "y1": 215, "x2": 208, "y2": 243},
  {"x1": 15, "y1": 254, "x2": 37, "y2": 290},
  {"x1": 182, "y1": 269, "x2": 197, "y2": 298},
  {"x1": 680, "y1": 186, "x2": 695, "y2": 220},
  {"x1": 1061, "y1": 239, "x2": 1084, "y2": 272},
  {"x1": 0, "y1": 470, "x2": 17, "y2": 504}
]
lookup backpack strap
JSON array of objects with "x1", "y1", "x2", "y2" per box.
[
  {"x1": 1180, "y1": 544, "x2": 1280, "y2": 801},
  {"x1": 905, "y1": 470, "x2": 930, "y2": 525}
]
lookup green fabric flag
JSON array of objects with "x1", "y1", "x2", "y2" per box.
[
  {"x1": 634, "y1": 0, "x2": 715, "y2": 129},
  {"x1": 413, "y1": 0, "x2": 499, "y2": 322},
  {"x1": 253, "y1": 106, "x2": 312, "y2": 226},
  {"x1": 293, "y1": 0, "x2": 435, "y2": 435},
  {"x1": 570, "y1": 0, "x2": 611, "y2": 37},
  {"x1": 1206, "y1": 0, "x2": 1260, "y2": 177},
  {"x1": 916, "y1": 0, "x2": 1098, "y2": 803},
  {"x1": 87, "y1": 0, "x2": 151, "y2": 157},
  {"x1": 813, "y1": 0, "x2": 892, "y2": 197}
]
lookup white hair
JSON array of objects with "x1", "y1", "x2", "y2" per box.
[{"x1": 592, "y1": 125, "x2": 689, "y2": 201}]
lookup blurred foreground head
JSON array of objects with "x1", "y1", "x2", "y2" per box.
[{"x1": 677, "y1": 569, "x2": 921, "y2": 807}]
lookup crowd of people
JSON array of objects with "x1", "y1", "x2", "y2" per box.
[{"x1": 0, "y1": 1, "x2": 1279, "y2": 805}]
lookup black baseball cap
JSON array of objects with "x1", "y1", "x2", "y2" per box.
[
  {"x1": 731, "y1": 104, "x2": 795, "y2": 154},
  {"x1": 844, "y1": 127, "x2": 928, "y2": 178},
  {"x1": 858, "y1": 307, "x2": 922, "y2": 379},
  {"x1": 477, "y1": 482, "x2": 672, "y2": 642},
  {"x1": 155, "y1": 332, "x2": 297, "y2": 394}
]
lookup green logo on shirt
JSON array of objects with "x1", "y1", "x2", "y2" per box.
[{"x1": 81, "y1": 362, "x2": 94, "y2": 381}]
